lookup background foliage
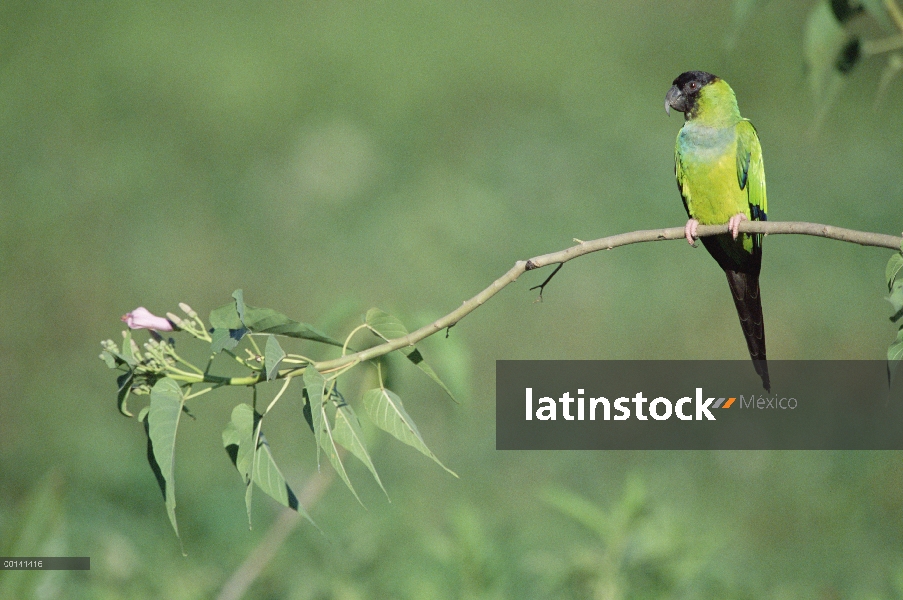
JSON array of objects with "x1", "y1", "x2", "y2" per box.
[{"x1": 2, "y1": 1, "x2": 903, "y2": 598}]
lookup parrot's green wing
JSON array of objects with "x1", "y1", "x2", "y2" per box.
[
  {"x1": 736, "y1": 119, "x2": 766, "y2": 251},
  {"x1": 735, "y1": 119, "x2": 767, "y2": 221}
]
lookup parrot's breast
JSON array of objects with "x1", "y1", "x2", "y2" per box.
[
  {"x1": 677, "y1": 122, "x2": 735, "y2": 161},
  {"x1": 677, "y1": 121, "x2": 747, "y2": 228}
]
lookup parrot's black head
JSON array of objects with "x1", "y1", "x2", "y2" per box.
[{"x1": 665, "y1": 71, "x2": 719, "y2": 119}]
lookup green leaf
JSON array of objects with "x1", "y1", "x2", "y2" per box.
[
  {"x1": 121, "y1": 330, "x2": 134, "y2": 364},
  {"x1": 365, "y1": 308, "x2": 457, "y2": 402},
  {"x1": 301, "y1": 373, "x2": 366, "y2": 505},
  {"x1": 302, "y1": 365, "x2": 326, "y2": 469},
  {"x1": 888, "y1": 279, "x2": 903, "y2": 318},
  {"x1": 242, "y1": 305, "x2": 342, "y2": 346},
  {"x1": 244, "y1": 453, "x2": 255, "y2": 526},
  {"x1": 147, "y1": 378, "x2": 185, "y2": 540},
  {"x1": 829, "y1": 0, "x2": 864, "y2": 23},
  {"x1": 303, "y1": 367, "x2": 326, "y2": 467},
  {"x1": 100, "y1": 350, "x2": 117, "y2": 368},
  {"x1": 103, "y1": 348, "x2": 137, "y2": 368},
  {"x1": 362, "y1": 387, "x2": 457, "y2": 477},
  {"x1": 141, "y1": 410, "x2": 165, "y2": 500},
  {"x1": 888, "y1": 328, "x2": 903, "y2": 384},
  {"x1": 301, "y1": 397, "x2": 314, "y2": 433},
  {"x1": 233, "y1": 289, "x2": 247, "y2": 323},
  {"x1": 210, "y1": 327, "x2": 245, "y2": 353},
  {"x1": 332, "y1": 400, "x2": 388, "y2": 499},
  {"x1": 222, "y1": 407, "x2": 248, "y2": 475},
  {"x1": 317, "y1": 409, "x2": 362, "y2": 505},
  {"x1": 209, "y1": 302, "x2": 247, "y2": 353},
  {"x1": 804, "y1": 2, "x2": 852, "y2": 97},
  {"x1": 254, "y1": 432, "x2": 310, "y2": 519},
  {"x1": 264, "y1": 335, "x2": 286, "y2": 381},
  {"x1": 210, "y1": 302, "x2": 243, "y2": 329},
  {"x1": 119, "y1": 330, "x2": 138, "y2": 367},
  {"x1": 222, "y1": 403, "x2": 256, "y2": 524},
  {"x1": 300, "y1": 368, "x2": 358, "y2": 502},
  {"x1": 862, "y1": 0, "x2": 894, "y2": 30},
  {"x1": 890, "y1": 328, "x2": 903, "y2": 361},
  {"x1": 887, "y1": 253, "x2": 903, "y2": 291},
  {"x1": 116, "y1": 371, "x2": 134, "y2": 417},
  {"x1": 223, "y1": 404, "x2": 314, "y2": 526},
  {"x1": 212, "y1": 291, "x2": 342, "y2": 347}
]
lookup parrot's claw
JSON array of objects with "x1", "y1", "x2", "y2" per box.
[
  {"x1": 728, "y1": 213, "x2": 748, "y2": 239},
  {"x1": 684, "y1": 219, "x2": 699, "y2": 247}
]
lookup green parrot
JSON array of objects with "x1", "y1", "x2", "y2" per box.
[{"x1": 665, "y1": 71, "x2": 770, "y2": 391}]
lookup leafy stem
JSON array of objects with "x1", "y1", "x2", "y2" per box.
[
  {"x1": 113, "y1": 220, "x2": 903, "y2": 393},
  {"x1": 104, "y1": 218, "x2": 903, "y2": 552}
]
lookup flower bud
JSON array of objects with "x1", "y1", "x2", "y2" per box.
[
  {"x1": 178, "y1": 303, "x2": 198, "y2": 319},
  {"x1": 121, "y1": 307, "x2": 175, "y2": 331}
]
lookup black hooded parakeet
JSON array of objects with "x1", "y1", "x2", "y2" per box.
[{"x1": 665, "y1": 71, "x2": 770, "y2": 391}]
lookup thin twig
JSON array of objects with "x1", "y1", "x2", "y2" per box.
[{"x1": 529, "y1": 262, "x2": 563, "y2": 302}]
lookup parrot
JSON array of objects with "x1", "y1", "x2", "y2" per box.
[{"x1": 665, "y1": 71, "x2": 770, "y2": 391}]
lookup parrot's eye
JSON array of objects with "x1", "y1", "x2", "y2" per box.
[{"x1": 688, "y1": 81, "x2": 698, "y2": 91}]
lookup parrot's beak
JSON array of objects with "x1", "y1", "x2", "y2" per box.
[{"x1": 665, "y1": 85, "x2": 687, "y2": 116}]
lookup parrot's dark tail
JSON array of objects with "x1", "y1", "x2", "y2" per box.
[{"x1": 724, "y1": 269, "x2": 770, "y2": 392}]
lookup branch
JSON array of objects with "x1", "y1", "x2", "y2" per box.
[{"x1": 311, "y1": 221, "x2": 902, "y2": 372}]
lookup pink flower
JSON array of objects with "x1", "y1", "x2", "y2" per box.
[{"x1": 121, "y1": 307, "x2": 174, "y2": 331}]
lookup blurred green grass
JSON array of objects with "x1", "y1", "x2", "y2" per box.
[{"x1": 2, "y1": 1, "x2": 903, "y2": 598}]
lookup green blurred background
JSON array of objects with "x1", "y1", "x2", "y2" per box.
[{"x1": 2, "y1": 1, "x2": 903, "y2": 598}]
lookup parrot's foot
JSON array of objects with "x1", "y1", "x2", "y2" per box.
[
  {"x1": 684, "y1": 219, "x2": 699, "y2": 247},
  {"x1": 728, "y1": 213, "x2": 748, "y2": 239}
]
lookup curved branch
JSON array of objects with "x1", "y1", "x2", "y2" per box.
[{"x1": 312, "y1": 221, "x2": 902, "y2": 372}]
